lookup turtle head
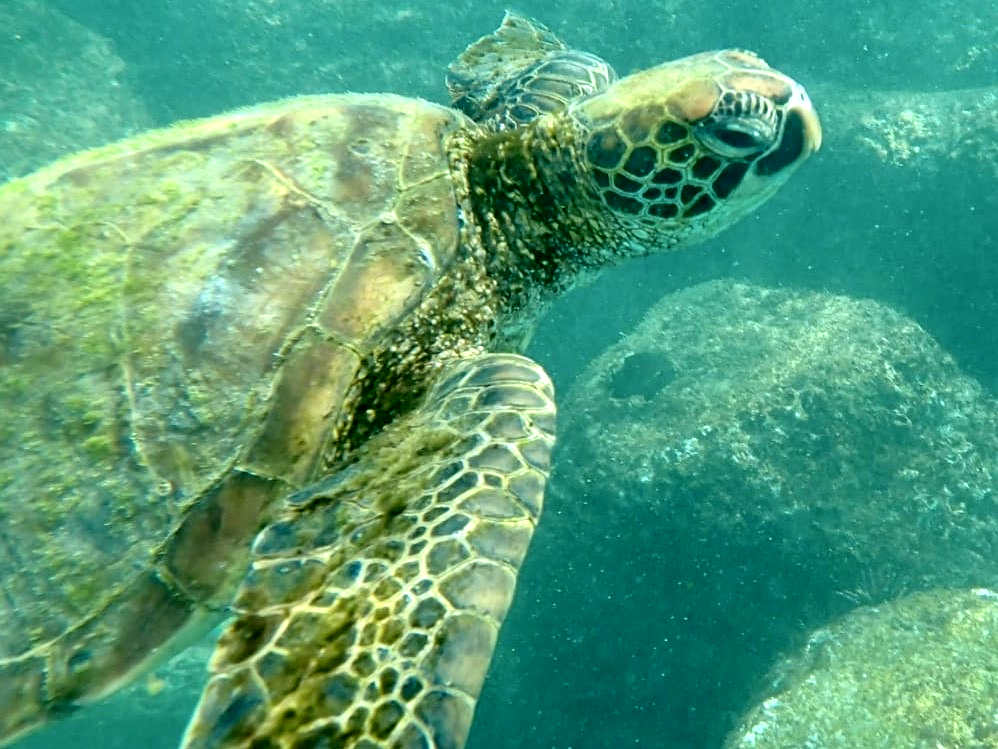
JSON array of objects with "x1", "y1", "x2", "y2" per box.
[{"x1": 565, "y1": 49, "x2": 821, "y2": 249}]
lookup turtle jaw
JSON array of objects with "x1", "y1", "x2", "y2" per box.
[
  {"x1": 707, "y1": 83, "x2": 821, "y2": 231},
  {"x1": 754, "y1": 82, "x2": 822, "y2": 173}
]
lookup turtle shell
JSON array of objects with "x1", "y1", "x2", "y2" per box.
[{"x1": 0, "y1": 93, "x2": 468, "y2": 725}]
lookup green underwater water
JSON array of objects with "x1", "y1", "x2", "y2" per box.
[{"x1": 3, "y1": 0, "x2": 997, "y2": 747}]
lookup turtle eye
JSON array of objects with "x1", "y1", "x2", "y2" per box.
[
  {"x1": 695, "y1": 88, "x2": 779, "y2": 159},
  {"x1": 715, "y1": 127, "x2": 763, "y2": 150},
  {"x1": 696, "y1": 118, "x2": 775, "y2": 158}
]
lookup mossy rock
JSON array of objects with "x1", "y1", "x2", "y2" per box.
[{"x1": 727, "y1": 588, "x2": 998, "y2": 748}]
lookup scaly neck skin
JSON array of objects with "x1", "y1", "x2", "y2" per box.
[{"x1": 464, "y1": 116, "x2": 626, "y2": 323}]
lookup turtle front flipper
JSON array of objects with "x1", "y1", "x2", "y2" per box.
[
  {"x1": 447, "y1": 11, "x2": 616, "y2": 130},
  {"x1": 181, "y1": 353, "x2": 556, "y2": 749}
]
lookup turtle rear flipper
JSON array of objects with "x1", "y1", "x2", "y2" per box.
[
  {"x1": 182, "y1": 353, "x2": 556, "y2": 749},
  {"x1": 447, "y1": 11, "x2": 616, "y2": 130}
]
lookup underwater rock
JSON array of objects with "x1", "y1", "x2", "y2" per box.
[
  {"x1": 474, "y1": 279, "x2": 998, "y2": 747},
  {"x1": 561, "y1": 279, "x2": 998, "y2": 597},
  {"x1": 816, "y1": 86, "x2": 998, "y2": 175},
  {"x1": 726, "y1": 588, "x2": 998, "y2": 748},
  {"x1": 0, "y1": 0, "x2": 151, "y2": 181}
]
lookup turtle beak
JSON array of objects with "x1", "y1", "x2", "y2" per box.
[{"x1": 793, "y1": 85, "x2": 822, "y2": 154}]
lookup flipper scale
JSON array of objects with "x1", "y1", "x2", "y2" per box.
[{"x1": 182, "y1": 353, "x2": 556, "y2": 748}]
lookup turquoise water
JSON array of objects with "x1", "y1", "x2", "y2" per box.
[{"x1": 3, "y1": 0, "x2": 996, "y2": 747}]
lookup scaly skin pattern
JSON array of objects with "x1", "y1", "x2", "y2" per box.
[
  {"x1": 178, "y1": 48, "x2": 819, "y2": 747},
  {"x1": 0, "y1": 38, "x2": 820, "y2": 749},
  {"x1": 447, "y1": 12, "x2": 618, "y2": 132},
  {"x1": 459, "y1": 49, "x2": 819, "y2": 337},
  {"x1": 182, "y1": 354, "x2": 556, "y2": 748}
]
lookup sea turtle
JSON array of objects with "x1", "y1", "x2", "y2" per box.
[{"x1": 0, "y1": 12, "x2": 820, "y2": 749}]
